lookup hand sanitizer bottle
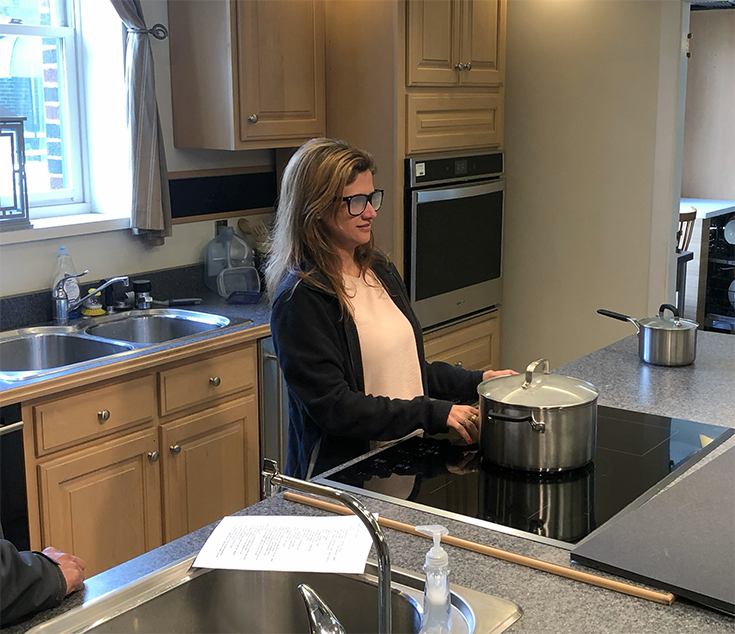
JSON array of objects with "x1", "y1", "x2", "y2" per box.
[{"x1": 416, "y1": 525, "x2": 451, "y2": 634}]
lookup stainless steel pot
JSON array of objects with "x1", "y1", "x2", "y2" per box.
[
  {"x1": 478, "y1": 359, "x2": 599, "y2": 472},
  {"x1": 597, "y1": 303, "x2": 698, "y2": 367}
]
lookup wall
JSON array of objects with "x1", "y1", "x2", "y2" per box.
[
  {"x1": 0, "y1": 0, "x2": 272, "y2": 298},
  {"x1": 681, "y1": 8, "x2": 735, "y2": 199},
  {"x1": 501, "y1": 0, "x2": 686, "y2": 370}
]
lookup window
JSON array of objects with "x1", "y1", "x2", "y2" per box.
[{"x1": 0, "y1": 0, "x2": 126, "y2": 225}]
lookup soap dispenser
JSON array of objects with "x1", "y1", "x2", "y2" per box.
[{"x1": 416, "y1": 524, "x2": 451, "y2": 634}]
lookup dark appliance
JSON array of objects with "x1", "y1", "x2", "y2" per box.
[
  {"x1": 321, "y1": 406, "x2": 734, "y2": 548},
  {"x1": 404, "y1": 151, "x2": 504, "y2": 329},
  {"x1": 0, "y1": 403, "x2": 30, "y2": 550},
  {"x1": 702, "y1": 211, "x2": 735, "y2": 332}
]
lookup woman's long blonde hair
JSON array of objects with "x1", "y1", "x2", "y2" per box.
[{"x1": 265, "y1": 138, "x2": 377, "y2": 313}]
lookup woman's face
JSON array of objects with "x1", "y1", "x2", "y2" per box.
[{"x1": 323, "y1": 170, "x2": 378, "y2": 257}]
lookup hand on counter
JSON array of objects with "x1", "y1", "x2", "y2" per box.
[{"x1": 42, "y1": 547, "x2": 86, "y2": 595}]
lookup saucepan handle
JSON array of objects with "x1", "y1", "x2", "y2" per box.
[{"x1": 597, "y1": 309, "x2": 641, "y2": 334}]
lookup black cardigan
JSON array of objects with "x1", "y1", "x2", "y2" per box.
[
  {"x1": 0, "y1": 532, "x2": 65, "y2": 626},
  {"x1": 270, "y1": 255, "x2": 483, "y2": 479}
]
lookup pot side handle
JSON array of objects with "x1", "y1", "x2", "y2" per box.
[{"x1": 486, "y1": 411, "x2": 547, "y2": 433}]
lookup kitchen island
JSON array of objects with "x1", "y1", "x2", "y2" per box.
[{"x1": 4, "y1": 331, "x2": 734, "y2": 634}]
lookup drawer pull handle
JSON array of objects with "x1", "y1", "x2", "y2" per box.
[
  {"x1": 454, "y1": 361, "x2": 463, "y2": 368},
  {"x1": 170, "y1": 444, "x2": 181, "y2": 455},
  {"x1": 98, "y1": 409, "x2": 111, "y2": 423},
  {"x1": 147, "y1": 451, "x2": 160, "y2": 463},
  {"x1": 210, "y1": 376, "x2": 221, "y2": 387},
  {"x1": 247, "y1": 114, "x2": 258, "y2": 123}
]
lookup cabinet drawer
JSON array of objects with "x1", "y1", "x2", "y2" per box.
[
  {"x1": 406, "y1": 91, "x2": 503, "y2": 154},
  {"x1": 424, "y1": 314, "x2": 499, "y2": 371},
  {"x1": 33, "y1": 375, "x2": 156, "y2": 456},
  {"x1": 159, "y1": 345, "x2": 256, "y2": 416}
]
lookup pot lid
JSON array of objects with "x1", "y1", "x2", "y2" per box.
[
  {"x1": 638, "y1": 304, "x2": 698, "y2": 331},
  {"x1": 478, "y1": 359, "x2": 599, "y2": 408}
]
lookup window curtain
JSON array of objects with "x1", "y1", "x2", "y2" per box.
[{"x1": 110, "y1": 0, "x2": 172, "y2": 247}]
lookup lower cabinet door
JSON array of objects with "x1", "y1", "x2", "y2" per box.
[
  {"x1": 160, "y1": 395, "x2": 259, "y2": 542},
  {"x1": 38, "y1": 429, "x2": 162, "y2": 577}
]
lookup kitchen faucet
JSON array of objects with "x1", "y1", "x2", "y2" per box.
[
  {"x1": 52, "y1": 272, "x2": 130, "y2": 325},
  {"x1": 262, "y1": 459, "x2": 392, "y2": 634}
]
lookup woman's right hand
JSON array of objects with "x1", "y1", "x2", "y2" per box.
[{"x1": 446, "y1": 404, "x2": 480, "y2": 444}]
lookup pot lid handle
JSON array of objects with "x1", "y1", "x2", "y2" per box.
[
  {"x1": 522, "y1": 358, "x2": 550, "y2": 389},
  {"x1": 658, "y1": 303, "x2": 682, "y2": 326}
]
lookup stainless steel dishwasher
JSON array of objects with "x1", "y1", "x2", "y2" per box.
[{"x1": 258, "y1": 337, "x2": 289, "y2": 494}]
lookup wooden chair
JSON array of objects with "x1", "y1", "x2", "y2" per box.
[{"x1": 677, "y1": 208, "x2": 697, "y2": 253}]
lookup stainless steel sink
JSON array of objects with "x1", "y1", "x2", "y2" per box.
[
  {"x1": 81, "y1": 309, "x2": 234, "y2": 344},
  {"x1": 0, "y1": 310, "x2": 253, "y2": 382},
  {"x1": 27, "y1": 558, "x2": 521, "y2": 634},
  {"x1": 0, "y1": 329, "x2": 135, "y2": 380}
]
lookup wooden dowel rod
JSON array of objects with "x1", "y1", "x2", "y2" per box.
[{"x1": 282, "y1": 491, "x2": 676, "y2": 606}]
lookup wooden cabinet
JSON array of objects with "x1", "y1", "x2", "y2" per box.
[
  {"x1": 407, "y1": 0, "x2": 505, "y2": 87},
  {"x1": 37, "y1": 429, "x2": 162, "y2": 578},
  {"x1": 423, "y1": 311, "x2": 500, "y2": 371},
  {"x1": 168, "y1": 0, "x2": 325, "y2": 150},
  {"x1": 22, "y1": 341, "x2": 260, "y2": 575},
  {"x1": 160, "y1": 395, "x2": 259, "y2": 542}
]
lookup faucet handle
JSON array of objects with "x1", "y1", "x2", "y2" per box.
[
  {"x1": 298, "y1": 584, "x2": 346, "y2": 634},
  {"x1": 53, "y1": 270, "x2": 89, "y2": 294}
]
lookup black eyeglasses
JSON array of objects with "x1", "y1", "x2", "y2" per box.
[{"x1": 341, "y1": 189, "x2": 384, "y2": 216}]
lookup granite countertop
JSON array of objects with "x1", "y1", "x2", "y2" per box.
[{"x1": 5, "y1": 331, "x2": 735, "y2": 634}]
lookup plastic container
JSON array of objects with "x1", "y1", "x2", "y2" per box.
[
  {"x1": 416, "y1": 525, "x2": 451, "y2": 634},
  {"x1": 51, "y1": 246, "x2": 81, "y2": 304},
  {"x1": 204, "y1": 226, "x2": 253, "y2": 295}
]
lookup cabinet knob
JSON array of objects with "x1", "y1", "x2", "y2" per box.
[
  {"x1": 454, "y1": 361, "x2": 464, "y2": 368},
  {"x1": 454, "y1": 63, "x2": 465, "y2": 71},
  {"x1": 209, "y1": 376, "x2": 221, "y2": 387},
  {"x1": 147, "y1": 451, "x2": 160, "y2": 463},
  {"x1": 247, "y1": 114, "x2": 258, "y2": 123},
  {"x1": 97, "y1": 409, "x2": 111, "y2": 423},
  {"x1": 170, "y1": 444, "x2": 181, "y2": 455},
  {"x1": 465, "y1": 62, "x2": 472, "y2": 71}
]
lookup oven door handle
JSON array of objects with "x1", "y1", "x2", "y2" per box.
[{"x1": 0, "y1": 421, "x2": 24, "y2": 437}]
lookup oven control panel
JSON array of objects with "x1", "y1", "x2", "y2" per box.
[{"x1": 407, "y1": 152, "x2": 504, "y2": 188}]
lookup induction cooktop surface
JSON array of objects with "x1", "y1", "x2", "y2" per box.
[{"x1": 320, "y1": 406, "x2": 734, "y2": 548}]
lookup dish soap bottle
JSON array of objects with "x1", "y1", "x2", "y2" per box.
[
  {"x1": 416, "y1": 525, "x2": 451, "y2": 634},
  {"x1": 51, "y1": 246, "x2": 81, "y2": 305}
]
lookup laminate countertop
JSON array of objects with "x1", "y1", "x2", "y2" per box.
[{"x1": 5, "y1": 331, "x2": 735, "y2": 634}]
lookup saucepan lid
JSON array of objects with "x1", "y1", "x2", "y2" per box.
[{"x1": 478, "y1": 359, "x2": 599, "y2": 408}]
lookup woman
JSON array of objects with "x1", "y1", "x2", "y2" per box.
[{"x1": 267, "y1": 138, "x2": 514, "y2": 479}]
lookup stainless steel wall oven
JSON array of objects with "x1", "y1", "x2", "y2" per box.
[{"x1": 404, "y1": 151, "x2": 504, "y2": 329}]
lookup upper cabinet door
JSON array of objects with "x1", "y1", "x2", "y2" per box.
[
  {"x1": 406, "y1": 0, "x2": 460, "y2": 86},
  {"x1": 406, "y1": 0, "x2": 505, "y2": 88},
  {"x1": 237, "y1": 0, "x2": 326, "y2": 144},
  {"x1": 458, "y1": 0, "x2": 505, "y2": 86}
]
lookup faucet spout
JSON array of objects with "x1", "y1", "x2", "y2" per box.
[
  {"x1": 262, "y1": 460, "x2": 392, "y2": 634},
  {"x1": 70, "y1": 276, "x2": 130, "y2": 312}
]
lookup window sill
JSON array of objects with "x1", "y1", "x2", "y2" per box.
[{"x1": 0, "y1": 214, "x2": 131, "y2": 246}]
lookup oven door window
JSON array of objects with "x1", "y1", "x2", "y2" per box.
[{"x1": 412, "y1": 180, "x2": 503, "y2": 302}]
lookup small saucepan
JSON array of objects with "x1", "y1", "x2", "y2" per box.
[{"x1": 597, "y1": 303, "x2": 698, "y2": 367}]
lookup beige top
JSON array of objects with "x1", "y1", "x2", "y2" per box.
[{"x1": 345, "y1": 271, "x2": 424, "y2": 401}]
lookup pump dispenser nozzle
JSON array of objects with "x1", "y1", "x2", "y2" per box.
[{"x1": 416, "y1": 525, "x2": 449, "y2": 568}]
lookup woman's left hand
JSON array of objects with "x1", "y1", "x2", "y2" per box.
[
  {"x1": 446, "y1": 404, "x2": 481, "y2": 444},
  {"x1": 482, "y1": 368, "x2": 518, "y2": 381}
]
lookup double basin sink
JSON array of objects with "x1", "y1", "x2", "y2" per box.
[
  {"x1": 0, "y1": 309, "x2": 253, "y2": 382},
  {"x1": 27, "y1": 557, "x2": 521, "y2": 634}
]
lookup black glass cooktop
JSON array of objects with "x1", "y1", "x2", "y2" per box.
[{"x1": 321, "y1": 406, "x2": 734, "y2": 548}]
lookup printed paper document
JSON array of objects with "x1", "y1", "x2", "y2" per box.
[{"x1": 193, "y1": 515, "x2": 375, "y2": 574}]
